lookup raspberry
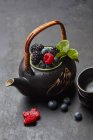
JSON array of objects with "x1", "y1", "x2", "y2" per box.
[
  {"x1": 43, "y1": 53, "x2": 54, "y2": 65},
  {"x1": 30, "y1": 109, "x2": 40, "y2": 120},
  {"x1": 23, "y1": 108, "x2": 41, "y2": 126},
  {"x1": 23, "y1": 111, "x2": 30, "y2": 118},
  {"x1": 24, "y1": 114, "x2": 37, "y2": 125}
]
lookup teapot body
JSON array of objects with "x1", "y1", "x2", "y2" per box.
[
  {"x1": 19, "y1": 56, "x2": 76, "y2": 98},
  {"x1": 5, "y1": 21, "x2": 78, "y2": 99}
]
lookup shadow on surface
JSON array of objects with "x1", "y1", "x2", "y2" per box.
[
  {"x1": 80, "y1": 104, "x2": 93, "y2": 115},
  {"x1": 19, "y1": 82, "x2": 77, "y2": 111}
]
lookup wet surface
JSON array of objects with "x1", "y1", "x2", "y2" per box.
[{"x1": 0, "y1": 0, "x2": 93, "y2": 140}]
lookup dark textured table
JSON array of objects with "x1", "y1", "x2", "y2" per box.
[{"x1": 0, "y1": 0, "x2": 93, "y2": 140}]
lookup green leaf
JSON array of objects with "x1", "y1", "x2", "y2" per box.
[
  {"x1": 56, "y1": 40, "x2": 79, "y2": 62},
  {"x1": 56, "y1": 52, "x2": 66, "y2": 58},
  {"x1": 67, "y1": 48, "x2": 79, "y2": 61},
  {"x1": 56, "y1": 40, "x2": 69, "y2": 53}
]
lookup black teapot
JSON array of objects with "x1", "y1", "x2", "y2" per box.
[{"x1": 5, "y1": 20, "x2": 76, "y2": 98}]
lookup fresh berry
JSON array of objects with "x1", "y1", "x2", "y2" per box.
[
  {"x1": 39, "y1": 61, "x2": 46, "y2": 69},
  {"x1": 50, "y1": 47, "x2": 59, "y2": 56},
  {"x1": 60, "y1": 103, "x2": 68, "y2": 112},
  {"x1": 30, "y1": 109, "x2": 40, "y2": 120},
  {"x1": 23, "y1": 108, "x2": 40, "y2": 119},
  {"x1": 46, "y1": 64, "x2": 53, "y2": 69},
  {"x1": 24, "y1": 114, "x2": 37, "y2": 125},
  {"x1": 23, "y1": 111, "x2": 30, "y2": 118},
  {"x1": 53, "y1": 57, "x2": 59, "y2": 64},
  {"x1": 43, "y1": 53, "x2": 54, "y2": 65},
  {"x1": 48, "y1": 100, "x2": 58, "y2": 110},
  {"x1": 23, "y1": 108, "x2": 40, "y2": 126},
  {"x1": 32, "y1": 51, "x2": 42, "y2": 65},
  {"x1": 63, "y1": 97, "x2": 71, "y2": 105},
  {"x1": 41, "y1": 48, "x2": 50, "y2": 55},
  {"x1": 74, "y1": 112, "x2": 82, "y2": 121},
  {"x1": 30, "y1": 43, "x2": 44, "y2": 53}
]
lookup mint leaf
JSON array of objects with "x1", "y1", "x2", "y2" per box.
[
  {"x1": 56, "y1": 40, "x2": 69, "y2": 53},
  {"x1": 56, "y1": 51, "x2": 66, "y2": 58},
  {"x1": 56, "y1": 40, "x2": 79, "y2": 62},
  {"x1": 67, "y1": 48, "x2": 79, "y2": 61}
]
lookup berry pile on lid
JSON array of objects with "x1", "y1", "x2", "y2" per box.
[
  {"x1": 23, "y1": 108, "x2": 40, "y2": 126},
  {"x1": 30, "y1": 40, "x2": 79, "y2": 69},
  {"x1": 30, "y1": 43, "x2": 60, "y2": 69}
]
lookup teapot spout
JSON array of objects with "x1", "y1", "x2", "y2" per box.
[
  {"x1": 5, "y1": 78, "x2": 15, "y2": 87},
  {"x1": 5, "y1": 77, "x2": 31, "y2": 96}
]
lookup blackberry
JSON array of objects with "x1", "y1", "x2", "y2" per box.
[
  {"x1": 50, "y1": 47, "x2": 59, "y2": 56},
  {"x1": 31, "y1": 51, "x2": 42, "y2": 65},
  {"x1": 30, "y1": 43, "x2": 44, "y2": 53}
]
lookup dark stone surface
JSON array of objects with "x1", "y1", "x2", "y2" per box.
[{"x1": 0, "y1": 0, "x2": 93, "y2": 140}]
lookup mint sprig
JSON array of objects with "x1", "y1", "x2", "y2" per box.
[
  {"x1": 67, "y1": 48, "x2": 79, "y2": 62},
  {"x1": 56, "y1": 40, "x2": 79, "y2": 62}
]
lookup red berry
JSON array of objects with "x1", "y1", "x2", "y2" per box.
[
  {"x1": 23, "y1": 111, "x2": 30, "y2": 118},
  {"x1": 30, "y1": 111, "x2": 40, "y2": 119},
  {"x1": 24, "y1": 114, "x2": 37, "y2": 125},
  {"x1": 43, "y1": 53, "x2": 54, "y2": 64},
  {"x1": 23, "y1": 108, "x2": 41, "y2": 126},
  {"x1": 30, "y1": 108, "x2": 40, "y2": 119}
]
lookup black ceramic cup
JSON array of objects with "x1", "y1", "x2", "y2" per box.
[{"x1": 77, "y1": 67, "x2": 93, "y2": 108}]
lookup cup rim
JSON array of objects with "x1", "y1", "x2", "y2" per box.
[{"x1": 77, "y1": 67, "x2": 93, "y2": 94}]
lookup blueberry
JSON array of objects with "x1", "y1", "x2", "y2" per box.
[
  {"x1": 48, "y1": 100, "x2": 58, "y2": 110},
  {"x1": 41, "y1": 48, "x2": 50, "y2": 55},
  {"x1": 53, "y1": 57, "x2": 59, "y2": 64},
  {"x1": 63, "y1": 97, "x2": 71, "y2": 105},
  {"x1": 39, "y1": 61, "x2": 46, "y2": 69},
  {"x1": 46, "y1": 65, "x2": 50, "y2": 69},
  {"x1": 50, "y1": 47, "x2": 59, "y2": 56},
  {"x1": 61, "y1": 103, "x2": 68, "y2": 112},
  {"x1": 46, "y1": 64, "x2": 53, "y2": 69},
  {"x1": 74, "y1": 112, "x2": 82, "y2": 121}
]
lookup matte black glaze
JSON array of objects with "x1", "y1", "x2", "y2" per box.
[
  {"x1": 2, "y1": 1, "x2": 93, "y2": 139},
  {"x1": 78, "y1": 90, "x2": 93, "y2": 109},
  {"x1": 18, "y1": 56, "x2": 76, "y2": 98},
  {"x1": 77, "y1": 67, "x2": 93, "y2": 108}
]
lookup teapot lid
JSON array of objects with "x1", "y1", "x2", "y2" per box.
[{"x1": 30, "y1": 60, "x2": 62, "y2": 72}]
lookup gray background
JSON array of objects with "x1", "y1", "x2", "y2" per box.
[{"x1": 0, "y1": 0, "x2": 93, "y2": 140}]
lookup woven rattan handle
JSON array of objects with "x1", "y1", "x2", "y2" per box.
[{"x1": 24, "y1": 20, "x2": 67, "y2": 71}]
